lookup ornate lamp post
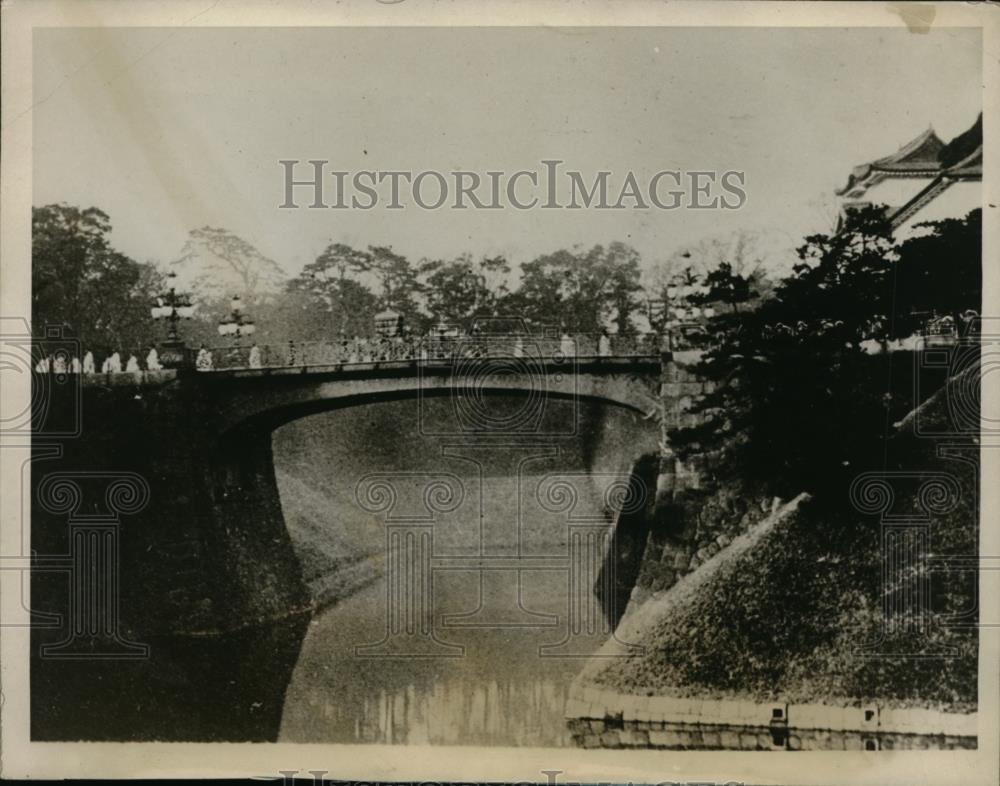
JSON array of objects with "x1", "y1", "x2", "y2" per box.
[
  {"x1": 151, "y1": 271, "x2": 196, "y2": 368},
  {"x1": 217, "y1": 295, "x2": 256, "y2": 344}
]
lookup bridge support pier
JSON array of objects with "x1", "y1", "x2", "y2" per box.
[{"x1": 31, "y1": 380, "x2": 313, "y2": 741}]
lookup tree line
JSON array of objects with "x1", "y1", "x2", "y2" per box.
[
  {"x1": 32, "y1": 203, "x2": 763, "y2": 351},
  {"x1": 668, "y1": 205, "x2": 981, "y2": 508}
]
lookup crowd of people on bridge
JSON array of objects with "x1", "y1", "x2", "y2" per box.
[
  {"x1": 194, "y1": 343, "x2": 261, "y2": 370},
  {"x1": 272, "y1": 328, "x2": 629, "y2": 369},
  {"x1": 33, "y1": 343, "x2": 266, "y2": 374},
  {"x1": 34, "y1": 346, "x2": 165, "y2": 375},
  {"x1": 33, "y1": 327, "x2": 657, "y2": 375}
]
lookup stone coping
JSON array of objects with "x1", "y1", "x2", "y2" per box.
[
  {"x1": 69, "y1": 355, "x2": 661, "y2": 386},
  {"x1": 565, "y1": 686, "x2": 976, "y2": 737},
  {"x1": 74, "y1": 369, "x2": 178, "y2": 386}
]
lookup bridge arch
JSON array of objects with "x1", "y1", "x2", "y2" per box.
[{"x1": 200, "y1": 359, "x2": 664, "y2": 437}]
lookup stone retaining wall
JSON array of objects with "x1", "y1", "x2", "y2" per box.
[
  {"x1": 657, "y1": 359, "x2": 712, "y2": 496},
  {"x1": 631, "y1": 492, "x2": 779, "y2": 605},
  {"x1": 565, "y1": 687, "x2": 977, "y2": 751},
  {"x1": 637, "y1": 357, "x2": 770, "y2": 609}
]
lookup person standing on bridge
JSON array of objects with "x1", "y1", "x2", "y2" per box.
[
  {"x1": 248, "y1": 342, "x2": 262, "y2": 369},
  {"x1": 82, "y1": 350, "x2": 95, "y2": 374},
  {"x1": 196, "y1": 344, "x2": 213, "y2": 371},
  {"x1": 125, "y1": 354, "x2": 140, "y2": 373},
  {"x1": 70, "y1": 355, "x2": 81, "y2": 374},
  {"x1": 146, "y1": 345, "x2": 163, "y2": 371},
  {"x1": 35, "y1": 354, "x2": 50, "y2": 373},
  {"x1": 559, "y1": 330, "x2": 575, "y2": 360},
  {"x1": 598, "y1": 329, "x2": 612, "y2": 357},
  {"x1": 107, "y1": 351, "x2": 122, "y2": 373}
]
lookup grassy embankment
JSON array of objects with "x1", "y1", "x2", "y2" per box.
[{"x1": 590, "y1": 371, "x2": 978, "y2": 712}]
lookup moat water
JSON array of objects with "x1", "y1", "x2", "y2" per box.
[{"x1": 272, "y1": 396, "x2": 658, "y2": 746}]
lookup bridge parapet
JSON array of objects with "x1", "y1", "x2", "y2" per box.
[{"x1": 201, "y1": 332, "x2": 664, "y2": 370}]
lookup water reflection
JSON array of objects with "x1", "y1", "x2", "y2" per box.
[
  {"x1": 280, "y1": 547, "x2": 608, "y2": 746},
  {"x1": 356, "y1": 668, "x2": 570, "y2": 746},
  {"x1": 274, "y1": 398, "x2": 658, "y2": 746}
]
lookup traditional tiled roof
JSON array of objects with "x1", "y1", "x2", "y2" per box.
[
  {"x1": 871, "y1": 126, "x2": 945, "y2": 169},
  {"x1": 887, "y1": 116, "x2": 982, "y2": 229},
  {"x1": 938, "y1": 113, "x2": 982, "y2": 169},
  {"x1": 836, "y1": 115, "x2": 982, "y2": 229},
  {"x1": 836, "y1": 127, "x2": 944, "y2": 196},
  {"x1": 942, "y1": 146, "x2": 982, "y2": 178},
  {"x1": 889, "y1": 159, "x2": 981, "y2": 230}
]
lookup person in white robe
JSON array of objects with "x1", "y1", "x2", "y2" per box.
[
  {"x1": 52, "y1": 355, "x2": 67, "y2": 374},
  {"x1": 196, "y1": 345, "x2": 213, "y2": 371},
  {"x1": 146, "y1": 346, "x2": 162, "y2": 371},
  {"x1": 70, "y1": 356, "x2": 81, "y2": 373},
  {"x1": 35, "y1": 355, "x2": 50, "y2": 373},
  {"x1": 125, "y1": 355, "x2": 140, "y2": 373},
  {"x1": 248, "y1": 343, "x2": 262, "y2": 369},
  {"x1": 559, "y1": 332, "x2": 575, "y2": 359},
  {"x1": 108, "y1": 352, "x2": 122, "y2": 373},
  {"x1": 598, "y1": 330, "x2": 612, "y2": 357},
  {"x1": 82, "y1": 351, "x2": 95, "y2": 374}
]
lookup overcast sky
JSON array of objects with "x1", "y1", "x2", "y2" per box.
[{"x1": 32, "y1": 26, "x2": 982, "y2": 278}]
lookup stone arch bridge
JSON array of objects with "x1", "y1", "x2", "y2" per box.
[{"x1": 29, "y1": 350, "x2": 707, "y2": 742}]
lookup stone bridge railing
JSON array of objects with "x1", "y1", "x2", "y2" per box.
[{"x1": 202, "y1": 333, "x2": 664, "y2": 371}]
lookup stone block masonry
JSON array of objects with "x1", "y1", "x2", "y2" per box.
[{"x1": 564, "y1": 686, "x2": 976, "y2": 750}]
